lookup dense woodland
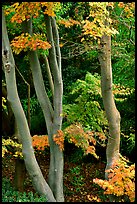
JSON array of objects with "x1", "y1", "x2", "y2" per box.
[{"x1": 2, "y1": 2, "x2": 135, "y2": 202}]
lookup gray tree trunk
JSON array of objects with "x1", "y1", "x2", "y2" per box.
[
  {"x1": 45, "y1": 15, "x2": 64, "y2": 202},
  {"x1": 24, "y1": 15, "x2": 64, "y2": 202},
  {"x1": 2, "y1": 8, "x2": 56, "y2": 202},
  {"x1": 98, "y1": 34, "x2": 121, "y2": 180}
]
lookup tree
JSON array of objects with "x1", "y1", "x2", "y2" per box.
[
  {"x1": 98, "y1": 34, "x2": 121, "y2": 179},
  {"x1": 76, "y1": 1, "x2": 134, "y2": 179},
  {"x1": 2, "y1": 2, "x2": 135, "y2": 202},
  {"x1": 2, "y1": 3, "x2": 64, "y2": 201}
]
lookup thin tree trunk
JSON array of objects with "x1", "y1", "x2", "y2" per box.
[
  {"x1": 98, "y1": 34, "x2": 121, "y2": 180},
  {"x1": 2, "y1": 8, "x2": 56, "y2": 202}
]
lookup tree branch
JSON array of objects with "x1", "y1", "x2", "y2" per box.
[
  {"x1": 15, "y1": 65, "x2": 31, "y2": 129},
  {"x1": 43, "y1": 54, "x2": 54, "y2": 96},
  {"x1": 51, "y1": 17, "x2": 61, "y2": 74}
]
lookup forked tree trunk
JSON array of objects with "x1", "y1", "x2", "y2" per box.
[
  {"x1": 23, "y1": 15, "x2": 64, "y2": 202},
  {"x1": 2, "y1": 9, "x2": 56, "y2": 202},
  {"x1": 98, "y1": 34, "x2": 121, "y2": 179},
  {"x1": 45, "y1": 15, "x2": 64, "y2": 202}
]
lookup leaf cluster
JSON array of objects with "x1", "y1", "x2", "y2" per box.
[
  {"x1": 11, "y1": 33, "x2": 51, "y2": 54},
  {"x1": 82, "y1": 2, "x2": 119, "y2": 39},
  {"x1": 32, "y1": 135, "x2": 49, "y2": 151},
  {"x1": 53, "y1": 130, "x2": 64, "y2": 151},
  {"x1": 4, "y1": 2, "x2": 60, "y2": 23},
  {"x1": 93, "y1": 159, "x2": 135, "y2": 202},
  {"x1": 64, "y1": 123, "x2": 107, "y2": 159},
  {"x1": 2, "y1": 138, "x2": 23, "y2": 158}
]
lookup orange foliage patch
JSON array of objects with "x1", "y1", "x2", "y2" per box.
[
  {"x1": 5, "y1": 2, "x2": 60, "y2": 23},
  {"x1": 58, "y1": 18, "x2": 80, "y2": 28},
  {"x1": 93, "y1": 160, "x2": 135, "y2": 202},
  {"x1": 32, "y1": 135, "x2": 49, "y2": 151},
  {"x1": 11, "y1": 33, "x2": 51, "y2": 54},
  {"x1": 53, "y1": 130, "x2": 64, "y2": 151},
  {"x1": 64, "y1": 123, "x2": 106, "y2": 159},
  {"x1": 32, "y1": 131, "x2": 64, "y2": 151}
]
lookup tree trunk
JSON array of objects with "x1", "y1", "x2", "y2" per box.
[
  {"x1": 2, "y1": 8, "x2": 56, "y2": 202},
  {"x1": 24, "y1": 15, "x2": 64, "y2": 202},
  {"x1": 45, "y1": 15, "x2": 64, "y2": 202},
  {"x1": 98, "y1": 34, "x2": 121, "y2": 179},
  {"x1": 13, "y1": 158, "x2": 26, "y2": 192}
]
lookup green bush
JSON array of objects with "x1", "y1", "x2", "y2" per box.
[
  {"x1": 2, "y1": 178, "x2": 47, "y2": 202},
  {"x1": 63, "y1": 72, "x2": 108, "y2": 132}
]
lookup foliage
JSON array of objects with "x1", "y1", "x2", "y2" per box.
[
  {"x1": 111, "y1": 3, "x2": 135, "y2": 88},
  {"x1": 2, "y1": 133, "x2": 64, "y2": 158},
  {"x1": 82, "y1": 2, "x2": 119, "y2": 39},
  {"x1": 32, "y1": 135, "x2": 49, "y2": 151},
  {"x1": 2, "y1": 97, "x2": 7, "y2": 110},
  {"x1": 62, "y1": 73, "x2": 135, "y2": 160},
  {"x1": 21, "y1": 96, "x2": 39, "y2": 116},
  {"x1": 122, "y1": 133, "x2": 135, "y2": 155},
  {"x1": 68, "y1": 166, "x2": 84, "y2": 192},
  {"x1": 114, "y1": 86, "x2": 135, "y2": 134},
  {"x1": 93, "y1": 158, "x2": 135, "y2": 202},
  {"x1": 21, "y1": 96, "x2": 47, "y2": 135},
  {"x1": 66, "y1": 146, "x2": 84, "y2": 163},
  {"x1": 111, "y1": 41, "x2": 135, "y2": 88},
  {"x1": 63, "y1": 72, "x2": 108, "y2": 132},
  {"x1": 5, "y1": 2, "x2": 60, "y2": 23},
  {"x1": 53, "y1": 130, "x2": 64, "y2": 151},
  {"x1": 11, "y1": 33, "x2": 51, "y2": 54},
  {"x1": 120, "y1": 133, "x2": 135, "y2": 162},
  {"x1": 113, "y1": 84, "x2": 134, "y2": 100},
  {"x1": 64, "y1": 123, "x2": 107, "y2": 159},
  {"x1": 58, "y1": 18, "x2": 80, "y2": 28},
  {"x1": 112, "y1": 85, "x2": 135, "y2": 159},
  {"x1": 2, "y1": 138, "x2": 23, "y2": 158},
  {"x1": 2, "y1": 135, "x2": 49, "y2": 158},
  {"x1": 2, "y1": 177, "x2": 47, "y2": 202}
]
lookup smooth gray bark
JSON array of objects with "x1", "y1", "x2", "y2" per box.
[
  {"x1": 24, "y1": 15, "x2": 64, "y2": 202},
  {"x1": 98, "y1": 34, "x2": 121, "y2": 180},
  {"x1": 45, "y1": 15, "x2": 64, "y2": 202},
  {"x1": 43, "y1": 54, "x2": 54, "y2": 96},
  {"x1": 2, "y1": 9, "x2": 56, "y2": 202}
]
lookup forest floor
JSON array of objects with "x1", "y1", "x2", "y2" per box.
[{"x1": 2, "y1": 145, "x2": 110, "y2": 202}]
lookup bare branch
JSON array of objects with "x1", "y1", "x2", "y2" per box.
[
  {"x1": 43, "y1": 54, "x2": 54, "y2": 96},
  {"x1": 15, "y1": 65, "x2": 31, "y2": 129}
]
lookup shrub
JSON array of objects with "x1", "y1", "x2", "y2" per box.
[
  {"x1": 63, "y1": 72, "x2": 108, "y2": 132},
  {"x1": 93, "y1": 157, "x2": 135, "y2": 202},
  {"x1": 2, "y1": 138, "x2": 23, "y2": 158},
  {"x1": 64, "y1": 123, "x2": 107, "y2": 159},
  {"x1": 2, "y1": 177, "x2": 47, "y2": 202}
]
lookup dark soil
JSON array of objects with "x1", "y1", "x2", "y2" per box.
[{"x1": 2, "y1": 146, "x2": 109, "y2": 202}]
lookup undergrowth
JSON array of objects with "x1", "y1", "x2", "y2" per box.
[{"x1": 2, "y1": 177, "x2": 47, "y2": 202}]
